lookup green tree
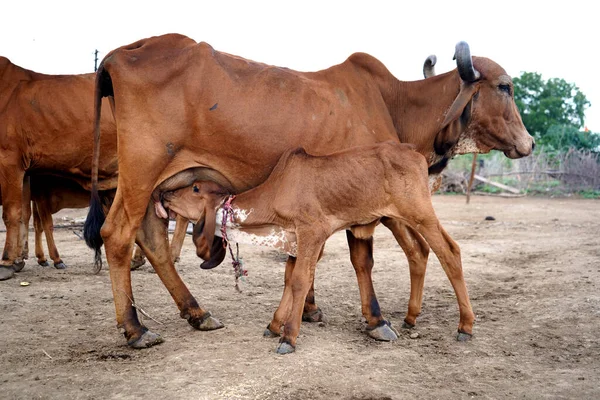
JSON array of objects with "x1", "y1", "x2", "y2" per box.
[{"x1": 513, "y1": 72, "x2": 595, "y2": 150}]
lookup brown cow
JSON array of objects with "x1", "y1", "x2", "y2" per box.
[
  {"x1": 84, "y1": 34, "x2": 533, "y2": 348},
  {"x1": 161, "y1": 142, "x2": 470, "y2": 353},
  {"x1": 27, "y1": 175, "x2": 187, "y2": 271},
  {"x1": 0, "y1": 57, "x2": 121, "y2": 280}
]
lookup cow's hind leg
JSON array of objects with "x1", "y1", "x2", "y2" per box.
[
  {"x1": 135, "y1": 202, "x2": 224, "y2": 333},
  {"x1": 381, "y1": 218, "x2": 430, "y2": 329}
]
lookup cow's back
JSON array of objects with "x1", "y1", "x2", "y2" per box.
[{"x1": 102, "y1": 34, "x2": 400, "y2": 192}]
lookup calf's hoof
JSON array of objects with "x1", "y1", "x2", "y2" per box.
[
  {"x1": 187, "y1": 312, "x2": 225, "y2": 331},
  {"x1": 367, "y1": 320, "x2": 399, "y2": 342},
  {"x1": 54, "y1": 261, "x2": 67, "y2": 270},
  {"x1": 13, "y1": 260, "x2": 25, "y2": 272},
  {"x1": 128, "y1": 330, "x2": 164, "y2": 349},
  {"x1": 276, "y1": 341, "x2": 295, "y2": 354},
  {"x1": 263, "y1": 324, "x2": 280, "y2": 338},
  {"x1": 0, "y1": 266, "x2": 15, "y2": 281},
  {"x1": 457, "y1": 330, "x2": 473, "y2": 342},
  {"x1": 302, "y1": 307, "x2": 324, "y2": 323},
  {"x1": 38, "y1": 260, "x2": 50, "y2": 267}
]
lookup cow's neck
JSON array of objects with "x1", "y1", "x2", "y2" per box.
[{"x1": 383, "y1": 70, "x2": 463, "y2": 166}]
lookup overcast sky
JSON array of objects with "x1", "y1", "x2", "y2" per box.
[{"x1": 2, "y1": 0, "x2": 598, "y2": 132}]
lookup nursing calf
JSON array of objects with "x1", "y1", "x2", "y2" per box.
[{"x1": 162, "y1": 142, "x2": 473, "y2": 354}]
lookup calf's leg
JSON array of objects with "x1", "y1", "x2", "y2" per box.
[
  {"x1": 169, "y1": 214, "x2": 188, "y2": 263},
  {"x1": 36, "y1": 198, "x2": 66, "y2": 269},
  {"x1": 33, "y1": 204, "x2": 49, "y2": 266}
]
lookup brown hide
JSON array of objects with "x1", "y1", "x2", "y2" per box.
[{"x1": 0, "y1": 57, "x2": 118, "y2": 269}]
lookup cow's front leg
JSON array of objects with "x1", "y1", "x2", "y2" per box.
[
  {"x1": 381, "y1": 218, "x2": 430, "y2": 329},
  {"x1": 346, "y1": 230, "x2": 398, "y2": 341},
  {"x1": 136, "y1": 202, "x2": 223, "y2": 333},
  {"x1": 0, "y1": 169, "x2": 27, "y2": 280}
]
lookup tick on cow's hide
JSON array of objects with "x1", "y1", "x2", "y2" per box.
[
  {"x1": 209, "y1": 103, "x2": 218, "y2": 111},
  {"x1": 166, "y1": 142, "x2": 175, "y2": 157}
]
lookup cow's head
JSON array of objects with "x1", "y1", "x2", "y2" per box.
[
  {"x1": 162, "y1": 180, "x2": 229, "y2": 264},
  {"x1": 434, "y1": 42, "x2": 535, "y2": 159}
]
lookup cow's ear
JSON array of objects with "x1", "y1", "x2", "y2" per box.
[{"x1": 434, "y1": 83, "x2": 478, "y2": 155}]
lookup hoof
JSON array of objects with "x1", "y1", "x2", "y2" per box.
[
  {"x1": 402, "y1": 320, "x2": 415, "y2": 330},
  {"x1": 128, "y1": 330, "x2": 164, "y2": 349},
  {"x1": 188, "y1": 312, "x2": 225, "y2": 331},
  {"x1": 13, "y1": 259, "x2": 25, "y2": 272},
  {"x1": 302, "y1": 307, "x2": 324, "y2": 323},
  {"x1": 130, "y1": 259, "x2": 146, "y2": 271},
  {"x1": 263, "y1": 324, "x2": 280, "y2": 338},
  {"x1": 367, "y1": 320, "x2": 399, "y2": 342},
  {"x1": 276, "y1": 341, "x2": 295, "y2": 354},
  {"x1": 54, "y1": 261, "x2": 67, "y2": 270},
  {"x1": 38, "y1": 260, "x2": 50, "y2": 267},
  {"x1": 457, "y1": 330, "x2": 473, "y2": 342},
  {"x1": 0, "y1": 266, "x2": 15, "y2": 281}
]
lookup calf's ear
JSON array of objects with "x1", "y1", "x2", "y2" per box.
[
  {"x1": 434, "y1": 82, "x2": 478, "y2": 155},
  {"x1": 200, "y1": 238, "x2": 226, "y2": 269}
]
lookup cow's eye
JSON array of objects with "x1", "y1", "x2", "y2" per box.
[
  {"x1": 193, "y1": 185, "x2": 200, "y2": 193},
  {"x1": 499, "y1": 84, "x2": 511, "y2": 95}
]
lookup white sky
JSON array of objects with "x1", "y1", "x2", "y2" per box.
[{"x1": 2, "y1": 0, "x2": 598, "y2": 132}]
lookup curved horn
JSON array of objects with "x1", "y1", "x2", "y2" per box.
[
  {"x1": 423, "y1": 55, "x2": 437, "y2": 78},
  {"x1": 453, "y1": 41, "x2": 480, "y2": 82}
]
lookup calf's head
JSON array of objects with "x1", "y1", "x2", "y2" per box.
[{"x1": 162, "y1": 180, "x2": 229, "y2": 263}]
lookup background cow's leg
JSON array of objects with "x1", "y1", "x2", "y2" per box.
[
  {"x1": 169, "y1": 214, "x2": 188, "y2": 263},
  {"x1": 346, "y1": 230, "x2": 398, "y2": 341},
  {"x1": 277, "y1": 234, "x2": 325, "y2": 354},
  {"x1": 130, "y1": 245, "x2": 147, "y2": 270},
  {"x1": 0, "y1": 168, "x2": 27, "y2": 280},
  {"x1": 265, "y1": 256, "x2": 296, "y2": 337},
  {"x1": 381, "y1": 218, "x2": 430, "y2": 329},
  {"x1": 135, "y1": 202, "x2": 224, "y2": 333},
  {"x1": 19, "y1": 176, "x2": 31, "y2": 262},
  {"x1": 32, "y1": 204, "x2": 49, "y2": 266},
  {"x1": 36, "y1": 197, "x2": 66, "y2": 269}
]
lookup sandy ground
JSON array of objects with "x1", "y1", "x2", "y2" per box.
[{"x1": 0, "y1": 195, "x2": 598, "y2": 400}]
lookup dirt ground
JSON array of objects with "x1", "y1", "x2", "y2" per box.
[{"x1": 0, "y1": 195, "x2": 598, "y2": 399}]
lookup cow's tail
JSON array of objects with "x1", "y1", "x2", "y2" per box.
[{"x1": 84, "y1": 62, "x2": 111, "y2": 272}]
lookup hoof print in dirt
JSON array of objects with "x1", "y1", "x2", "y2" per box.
[
  {"x1": 367, "y1": 321, "x2": 399, "y2": 341},
  {"x1": 129, "y1": 330, "x2": 164, "y2": 349},
  {"x1": 276, "y1": 341, "x2": 295, "y2": 355}
]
